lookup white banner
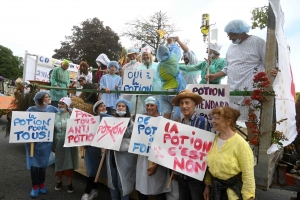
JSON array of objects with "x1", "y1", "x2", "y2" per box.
[
  {"x1": 38, "y1": 55, "x2": 79, "y2": 72},
  {"x1": 128, "y1": 114, "x2": 160, "y2": 156},
  {"x1": 186, "y1": 84, "x2": 230, "y2": 132},
  {"x1": 91, "y1": 117, "x2": 130, "y2": 151},
  {"x1": 122, "y1": 69, "x2": 154, "y2": 93},
  {"x1": 267, "y1": 0, "x2": 297, "y2": 153},
  {"x1": 148, "y1": 118, "x2": 215, "y2": 181},
  {"x1": 9, "y1": 111, "x2": 55, "y2": 143}
]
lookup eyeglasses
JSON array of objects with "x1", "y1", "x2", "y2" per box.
[{"x1": 227, "y1": 33, "x2": 238, "y2": 39}]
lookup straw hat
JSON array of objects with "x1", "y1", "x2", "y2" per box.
[{"x1": 171, "y1": 90, "x2": 203, "y2": 106}]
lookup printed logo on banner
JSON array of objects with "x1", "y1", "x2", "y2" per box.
[
  {"x1": 128, "y1": 114, "x2": 160, "y2": 156},
  {"x1": 186, "y1": 84, "x2": 230, "y2": 132},
  {"x1": 64, "y1": 108, "x2": 100, "y2": 147},
  {"x1": 91, "y1": 117, "x2": 130, "y2": 151},
  {"x1": 9, "y1": 111, "x2": 55, "y2": 143},
  {"x1": 122, "y1": 69, "x2": 154, "y2": 93},
  {"x1": 148, "y1": 117, "x2": 215, "y2": 181}
]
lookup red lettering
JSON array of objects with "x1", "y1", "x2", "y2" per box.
[
  {"x1": 75, "y1": 126, "x2": 81, "y2": 134},
  {"x1": 68, "y1": 135, "x2": 74, "y2": 143},
  {"x1": 168, "y1": 147, "x2": 176, "y2": 156},
  {"x1": 199, "y1": 152, "x2": 207, "y2": 161},
  {"x1": 194, "y1": 138, "x2": 203, "y2": 150},
  {"x1": 164, "y1": 122, "x2": 170, "y2": 132},
  {"x1": 186, "y1": 159, "x2": 194, "y2": 173},
  {"x1": 181, "y1": 147, "x2": 188, "y2": 157},
  {"x1": 194, "y1": 161, "x2": 206, "y2": 173},
  {"x1": 179, "y1": 135, "x2": 189, "y2": 144},
  {"x1": 169, "y1": 124, "x2": 179, "y2": 134},
  {"x1": 171, "y1": 135, "x2": 179, "y2": 146},
  {"x1": 202, "y1": 141, "x2": 213, "y2": 153},
  {"x1": 88, "y1": 133, "x2": 94, "y2": 141},
  {"x1": 164, "y1": 134, "x2": 171, "y2": 143},
  {"x1": 173, "y1": 157, "x2": 184, "y2": 171},
  {"x1": 189, "y1": 150, "x2": 198, "y2": 160}
]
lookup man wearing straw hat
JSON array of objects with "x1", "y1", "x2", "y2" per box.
[{"x1": 171, "y1": 89, "x2": 211, "y2": 200}]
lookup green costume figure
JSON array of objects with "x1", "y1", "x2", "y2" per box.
[
  {"x1": 50, "y1": 59, "x2": 70, "y2": 107},
  {"x1": 179, "y1": 43, "x2": 226, "y2": 84}
]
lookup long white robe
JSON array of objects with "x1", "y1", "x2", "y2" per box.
[{"x1": 223, "y1": 35, "x2": 265, "y2": 121}]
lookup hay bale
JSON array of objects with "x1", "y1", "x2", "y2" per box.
[{"x1": 70, "y1": 97, "x2": 95, "y2": 115}]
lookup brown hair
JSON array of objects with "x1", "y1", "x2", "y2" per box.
[
  {"x1": 211, "y1": 106, "x2": 240, "y2": 131},
  {"x1": 79, "y1": 61, "x2": 89, "y2": 75}
]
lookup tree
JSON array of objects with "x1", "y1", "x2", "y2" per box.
[
  {"x1": 0, "y1": 45, "x2": 23, "y2": 79},
  {"x1": 251, "y1": 6, "x2": 268, "y2": 30},
  {"x1": 121, "y1": 11, "x2": 180, "y2": 56},
  {"x1": 53, "y1": 18, "x2": 122, "y2": 66}
]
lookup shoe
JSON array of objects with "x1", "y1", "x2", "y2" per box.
[
  {"x1": 39, "y1": 187, "x2": 48, "y2": 194},
  {"x1": 55, "y1": 182, "x2": 62, "y2": 191},
  {"x1": 88, "y1": 189, "x2": 98, "y2": 200},
  {"x1": 81, "y1": 193, "x2": 89, "y2": 200},
  {"x1": 67, "y1": 184, "x2": 74, "y2": 193},
  {"x1": 29, "y1": 188, "x2": 39, "y2": 198}
]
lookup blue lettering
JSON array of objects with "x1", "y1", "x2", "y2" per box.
[
  {"x1": 14, "y1": 118, "x2": 26, "y2": 126},
  {"x1": 14, "y1": 131, "x2": 23, "y2": 140},
  {"x1": 39, "y1": 131, "x2": 46, "y2": 139},
  {"x1": 133, "y1": 143, "x2": 140, "y2": 152},
  {"x1": 22, "y1": 132, "x2": 30, "y2": 140}
]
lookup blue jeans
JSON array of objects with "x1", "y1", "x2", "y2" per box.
[
  {"x1": 178, "y1": 175, "x2": 205, "y2": 200},
  {"x1": 110, "y1": 165, "x2": 129, "y2": 200},
  {"x1": 30, "y1": 166, "x2": 46, "y2": 186}
]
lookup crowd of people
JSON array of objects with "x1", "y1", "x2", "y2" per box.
[{"x1": 24, "y1": 19, "x2": 280, "y2": 200}]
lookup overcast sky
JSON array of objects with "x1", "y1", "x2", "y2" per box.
[{"x1": 0, "y1": 0, "x2": 299, "y2": 90}]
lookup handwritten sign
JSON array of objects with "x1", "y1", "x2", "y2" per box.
[
  {"x1": 148, "y1": 117, "x2": 215, "y2": 181},
  {"x1": 64, "y1": 108, "x2": 100, "y2": 147},
  {"x1": 122, "y1": 69, "x2": 154, "y2": 93},
  {"x1": 91, "y1": 117, "x2": 130, "y2": 150},
  {"x1": 128, "y1": 114, "x2": 160, "y2": 156},
  {"x1": 9, "y1": 111, "x2": 55, "y2": 143},
  {"x1": 186, "y1": 84, "x2": 230, "y2": 132}
]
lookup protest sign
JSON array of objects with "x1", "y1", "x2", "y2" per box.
[
  {"x1": 128, "y1": 114, "x2": 160, "y2": 156},
  {"x1": 70, "y1": 108, "x2": 94, "y2": 119},
  {"x1": 64, "y1": 108, "x2": 100, "y2": 147},
  {"x1": 9, "y1": 111, "x2": 55, "y2": 143},
  {"x1": 148, "y1": 117, "x2": 215, "y2": 181},
  {"x1": 122, "y1": 69, "x2": 154, "y2": 93},
  {"x1": 91, "y1": 117, "x2": 130, "y2": 151},
  {"x1": 186, "y1": 84, "x2": 230, "y2": 131}
]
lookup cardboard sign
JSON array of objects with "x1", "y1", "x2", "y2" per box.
[
  {"x1": 64, "y1": 108, "x2": 100, "y2": 147},
  {"x1": 64, "y1": 117, "x2": 99, "y2": 147},
  {"x1": 128, "y1": 114, "x2": 160, "y2": 156},
  {"x1": 186, "y1": 84, "x2": 230, "y2": 132},
  {"x1": 91, "y1": 117, "x2": 130, "y2": 151},
  {"x1": 148, "y1": 117, "x2": 215, "y2": 181},
  {"x1": 122, "y1": 69, "x2": 154, "y2": 93},
  {"x1": 0, "y1": 96, "x2": 15, "y2": 109},
  {"x1": 9, "y1": 111, "x2": 55, "y2": 143}
]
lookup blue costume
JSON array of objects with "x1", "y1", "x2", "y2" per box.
[{"x1": 100, "y1": 61, "x2": 122, "y2": 114}]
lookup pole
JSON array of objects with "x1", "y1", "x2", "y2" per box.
[
  {"x1": 254, "y1": 3, "x2": 277, "y2": 190},
  {"x1": 167, "y1": 171, "x2": 174, "y2": 190},
  {"x1": 134, "y1": 95, "x2": 139, "y2": 117},
  {"x1": 94, "y1": 151, "x2": 106, "y2": 183},
  {"x1": 30, "y1": 142, "x2": 34, "y2": 157},
  {"x1": 206, "y1": 30, "x2": 211, "y2": 84}
]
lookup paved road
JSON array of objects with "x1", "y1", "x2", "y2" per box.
[{"x1": 0, "y1": 117, "x2": 297, "y2": 200}]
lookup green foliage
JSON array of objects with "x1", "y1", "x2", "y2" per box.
[
  {"x1": 0, "y1": 45, "x2": 23, "y2": 79},
  {"x1": 53, "y1": 17, "x2": 122, "y2": 66},
  {"x1": 121, "y1": 11, "x2": 180, "y2": 55},
  {"x1": 251, "y1": 6, "x2": 268, "y2": 30}
]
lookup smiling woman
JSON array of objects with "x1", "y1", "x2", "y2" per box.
[{"x1": 205, "y1": 106, "x2": 255, "y2": 200}]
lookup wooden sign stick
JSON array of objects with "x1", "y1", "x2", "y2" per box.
[
  {"x1": 167, "y1": 170, "x2": 174, "y2": 190},
  {"x1": 30, "y1": 142, "x2": 34, "y2": 157},
  {"x1": 81, "y1": 147, "x2": 85, "y2": 158},
  {"x1": 94, "y1": 151, "x2": 106, "y2": 183}
]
